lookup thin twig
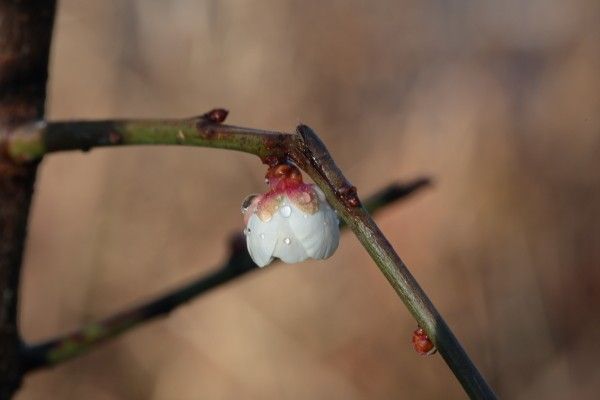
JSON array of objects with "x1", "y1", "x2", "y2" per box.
[
  {"x1": 5, "y1": 111, "x2": 497, "y2": 398},
  {"x1": 22, "y1": 179, "x2": 430, "y2": 371}
]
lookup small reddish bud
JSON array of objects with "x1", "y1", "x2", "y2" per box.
[
  {"x1": 339, "y1": 186, "x2": 361, "y2": 208},
  {"x1": 203, "y1": 108, "x2": 229, "y2": 123},
  {"x1": 346, "y1": 195, "x2": 360, "y2": 207},
  {"x1": 412, "y1": 327, "x2": 437, "y2": 356}
]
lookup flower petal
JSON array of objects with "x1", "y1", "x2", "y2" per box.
[
  {"x1": 287, "y1": 194, "x2": 339, "y2": 260},
  {"x1": 243, "y1": 185, "x2": 340, "y2": 267},
  {"x1": 272, "y1": 230, "x2": 308, "y2": 264},
  {"x1": 246, "y1": 214, "x2": 278, "y2": 267},
  {"x1": 287, "y1": 203, "x2": 325, "y2": 257},
  {"x1": 317, "y1": 203, "x2": 340, "y2": 259},
  {"x1": 311, "y1": 186, "x2": 340, "y2": 259}
]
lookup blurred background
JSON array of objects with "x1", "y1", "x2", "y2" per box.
[{"x1": 16, "y1": 0, "x2": 600, "y2": 398}]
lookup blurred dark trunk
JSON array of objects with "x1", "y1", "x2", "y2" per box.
[{"x1": 0, "y1": 1, "x2": 56, "y2": 398}]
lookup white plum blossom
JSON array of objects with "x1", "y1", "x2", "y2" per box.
[{"x1": 242, "y1": 164, "x2": 340, "y2": 267}]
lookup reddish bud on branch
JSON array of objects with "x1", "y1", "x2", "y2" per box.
[
  {"x1": 202, "y1": 108, "x2": 229, "y2": 123},
  {"x1": 412, "y1": 327, "x2": 437, "y2": 356}
]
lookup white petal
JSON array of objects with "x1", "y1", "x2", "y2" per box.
[
  {"x1": 309, "y1": 204, "x2": 340, "y2": 259},
  {"x1": 287, "y1": 194, "x2": 340, "y2": 260},
  {"x1": 311, "y1": 186, "x2": 340, "y2": 258},
  {"x1": 246, "y1": 214, "x2": 278, "y2": 267},
  {"x1": 319, "y1": 203, "x2": 340, "y2": 259},
  {"x1": 287, "y1": 203, "x2": 325, "y2": 257},
  {"x1": 244, "y1": 188, "x2": 340, "y2": 267},
  {"x1": 272, "y1": 232, "x2": 308, "y2": 264}
]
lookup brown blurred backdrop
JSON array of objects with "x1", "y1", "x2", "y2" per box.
[{"x1": 16, "y1": 0, "x2": 600, "y2": 398}]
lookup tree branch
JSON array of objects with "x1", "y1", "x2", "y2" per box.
[
  {"x1": 4, "y1": 111, "x2": 496, "y2": 398},
  {"x1": 6, "y1": 109, "x2": 290, "y2": 162},
  {"x1": 292, "y1": 126, "x2": 497, "y2": 399},
  {"x1": 0, "y1": 1, "x2": 56, "y2": 398},
  {"x1": 22, "y1": 179, "x2": 430, "y2": 372}
]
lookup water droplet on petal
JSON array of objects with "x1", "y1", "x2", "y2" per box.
[
  {"x1": 243, "y1": 228, "x2": 251, "y2": 235},
  {"x1": 259, "y1": 233, "x2": 265, "y2": 239},
  {"x1": 241, "y1": 194, "x2": 258, "y2": 214},
  {"x1": 280, "y1": 205, "x2": 292, "y2": 218},
  {"x1": 283, "y1": 237, "x2": 291, "y2": 245}
]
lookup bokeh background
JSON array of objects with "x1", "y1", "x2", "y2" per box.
[{"x1": 16, "y1": 0, "x2": 600, "y2": 398}]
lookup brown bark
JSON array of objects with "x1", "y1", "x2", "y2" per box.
[{"x1": 0, "y1": 1, "x2": 56, "y2": 398}]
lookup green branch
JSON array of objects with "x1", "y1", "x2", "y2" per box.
[{"x1": 6, "y1": 110, "x2": 290, "y2": 162}]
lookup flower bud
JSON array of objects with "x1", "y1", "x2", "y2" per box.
[
  {"x1": 242, "y1": 164, "x2": 340, "y2": 267},
  {"x1": 412, "y1": 327, "x2": 437, "y2": 356}
]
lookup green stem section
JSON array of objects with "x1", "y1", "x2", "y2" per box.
[
  {"x1": 7, "y1": 113, "x2": 290, "y2": 162},
  {"x1": 22, "y1": 180, "x2": 428, "y2": 371}
]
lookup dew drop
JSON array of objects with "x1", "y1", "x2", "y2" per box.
[
  {"x1": 283, "y1": 237, "x2": 291, "y2": 245},
  {"x1": 280, "y1": 205, "x2": 292, "y2": 218},
  {"x1": 241, "y1": 194, "x2": 258, "y2": 214},
  {"x1": 243, "y1": 228, "x2": 251, "y2": 235},
  {"x1": 259, "y1": 233, "x2": 265, "y2": 239}
]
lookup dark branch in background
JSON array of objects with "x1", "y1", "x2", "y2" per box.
[
  {"x1": 0, "y1": 1, "x2": 56, "y2": 398},
  {"x1": 22, "y1": 179, "x2": 430, "y2": 371}
]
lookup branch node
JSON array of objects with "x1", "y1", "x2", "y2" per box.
[
  {"x1": 293, "y1": 124, "x2": 362, "y2": 208},
  {"x1": 201, "y1": 108, "x2": 229, "y2": 124},
  {"x1": 338, "y1": 185, "x2": 361, "y2": 208}
]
